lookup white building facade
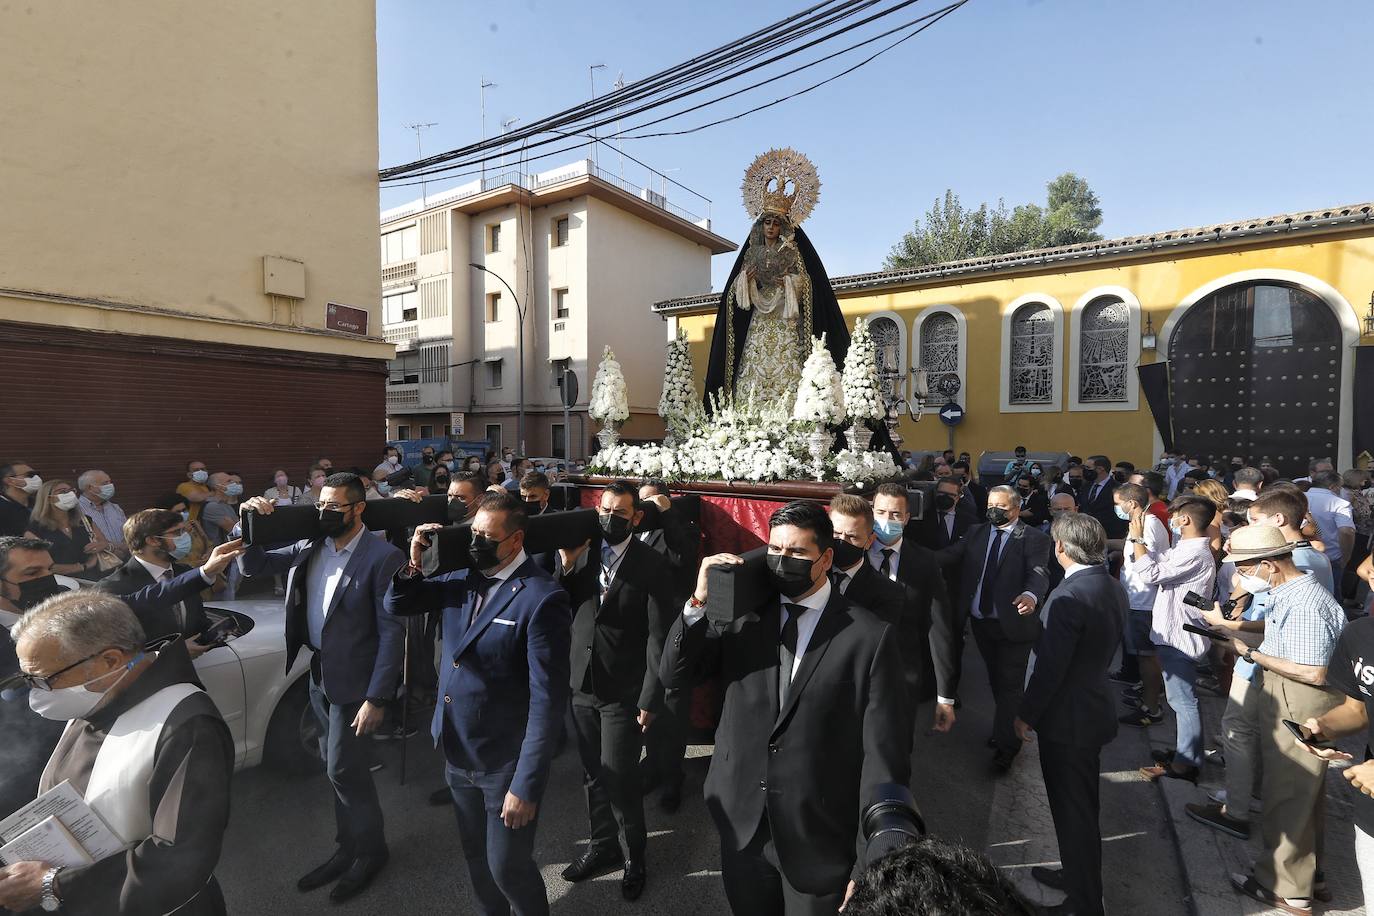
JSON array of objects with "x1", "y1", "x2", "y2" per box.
[{"x1": 380, "y1": 159, "x2": 734, "y2": 458}]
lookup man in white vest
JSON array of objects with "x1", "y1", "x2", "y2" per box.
[{"x1": 0, "y1": 591, "x2": 232, "y2": 915}]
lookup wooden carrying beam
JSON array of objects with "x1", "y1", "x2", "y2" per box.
[{"x1": 238, "y1": 495, "x2": 450, "y2": 546}]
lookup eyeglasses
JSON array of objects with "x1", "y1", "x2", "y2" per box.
[
  {"x1": 16, "y1": 650, "x2": 106, "y2": 692},
  {"x1": 315, "y1": 500, "x2": 361, "y2": 512}
]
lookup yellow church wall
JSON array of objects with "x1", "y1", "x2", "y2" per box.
[{"x1": 676, "y1": 230, "x2": 1374, "y2": 470}]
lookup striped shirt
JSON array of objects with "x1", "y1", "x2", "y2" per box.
[
  {"x1": 1133, "y1": 536, "x2": 1216, "y2": 659},
  {"x1": 1257, "y1": 572, "x2": 1346, "y2": 667}
]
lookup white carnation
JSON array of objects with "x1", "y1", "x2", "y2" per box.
[{"x1": 842, "y1": 318, "x2": 886, "y2": 422}]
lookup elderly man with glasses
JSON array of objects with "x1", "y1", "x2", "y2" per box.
[{"x1": 237, "y1": 472, "x2": 406, "y2": 904}]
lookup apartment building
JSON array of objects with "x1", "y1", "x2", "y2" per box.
[{"x1": 380, "y1": 159, "x2": 734, "y2": 459}]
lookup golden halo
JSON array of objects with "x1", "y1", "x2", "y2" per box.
[{"x1": 740, "y1": 147, "x2": 820, "y2": 225}]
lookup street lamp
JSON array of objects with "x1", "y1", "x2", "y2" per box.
[{"x1": 469, "y1": 262, "x2": 526, "y2": 455}]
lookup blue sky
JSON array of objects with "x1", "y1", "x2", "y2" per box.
[{"x1": 377, "y1": 0, "x2": 1373, "y2": 289}]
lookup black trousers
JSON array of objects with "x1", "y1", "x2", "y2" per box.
[
  {"x1": 720, "y1": 812, "x2": 846, "y2": 916},
  {"x1": 970, "y1": 616, "x2": 1035, "y2": 756},
  {"x1": 1039, "y1": 738, "x2": 1106, "y2": 916},
  {"x1": 642, "y1": 688, "x2": 687, "y2": 790},
  {"x1": 308, "y1": 677, "x2": 386, "y2": 857},
  {"x1": 571, "y1": 691, "x2": 646, "y2": 859}
]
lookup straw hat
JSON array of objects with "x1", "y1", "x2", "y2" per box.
[{"x1": 1221, "y1": 525, "x2": 1295, "y2": 565}]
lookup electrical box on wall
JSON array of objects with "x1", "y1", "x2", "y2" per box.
[{"x1": 263, "y1": 256, "x2": 306, "y2": 299}]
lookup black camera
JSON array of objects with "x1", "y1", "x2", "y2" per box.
[
  {"x1": 1181, "y1": 590, "x2": 1239, "y2": 620},
  {"x1": 861, "y1": 783, "x2": 925, "y2": 866}
]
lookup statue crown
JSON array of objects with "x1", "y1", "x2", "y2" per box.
[{"x1": 762, "y1": 176, "x2": 797, "y2": 218}]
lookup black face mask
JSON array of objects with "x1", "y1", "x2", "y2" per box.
[
  {"x1": 987, "y1": 507, "x2": 1012, "y2": 527},
  {"x1": 422, "y1": 454, "x2": 435, "y2": 465},
  {"x1": 1067, "y1": 476, "x2": 1082, "y2": 488},
  {"x1": 934, "y1": 492, "x2": 957, "y2": 512},
  {"x1": 599, "y1": 512, "x2": 634, "y2": 545},
  {"x1": 468, "y1": 534, "x2": 507, "y2": 570},
  {"x1": 1016, "y1": 485, "x2": 1032, "y2": 496},
  {"x1": 525, "y1": 499, "x2": 545, "y2": 516},
  {"x1": 446, "y1": 498, "x2": 468, "y2": 523},
  {"x1": 1082, "y1": 468, "x2": 1098, "y2": 483},
  {"x1": 7, "y1": 574, "x2": 65, "y2": 610},
  {"x1": 319, "y1": 507, "x2": 352, "y2": 538},
  {"x1": 766, "y1": 554, "x2": 817, "y2": 599},
  {"x1": 1112, "y1": 470, "x2": 1127, "y2": 482},
  {"x1": 830, "y1": 539, "x2": 865, "y2": 570}
]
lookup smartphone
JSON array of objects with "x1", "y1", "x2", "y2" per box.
[
  {"x1": 1283, "y1": 719, "x2": 1335, "y2": 750},
  {"x1": 195, "y1": 616, "x2": 241, "y2": 647},
  {"x1": 1182, "y1": 622, "x2": 1228, "y2": 642}
]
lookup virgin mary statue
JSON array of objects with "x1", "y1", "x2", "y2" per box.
[{"x1": 703, "y1": 148, "x2": 850, "y2": 409}]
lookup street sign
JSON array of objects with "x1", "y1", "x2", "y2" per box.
[
  {"x1": 449, "y1": 412, "x2": 465, "y2": 436},
  {"x1": 938, "y1": 403, "x2": 965, "y2": 427},
  {"x1": 325, "y1": 302, "x2": 368, "y2": 335},
  {"x1": 560, "y1": 369, "x2": 579, "y2": 408}
]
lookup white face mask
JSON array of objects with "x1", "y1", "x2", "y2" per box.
[
  {"x1": 54, "y1": 491, "x2": 79, "y2": 512},
  {"x1": 21, "y1": 475, "x2": 43, "y2": 494},
  {"x1": 1237, "y1": 565, "x2": 1274, "y2": 595},
  {"x1": 28, "y1": 653, "x2": 142, "y2": 721}
]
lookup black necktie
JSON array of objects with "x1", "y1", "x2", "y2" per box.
[
  {"x1": 468, "y1": 573, "x2": 495, "y2": 625},
  {"x1": 978, "y1": 529, "x2": 1004, "y2": 618},
  {"x1": 878, "y1": 548, "x2": 894, "y2": 578},
  {"x1": 831, "y1": 570, "x2": 849, "y2": 593},
  {"x1": 779, "y1": 603, "x2": 803, "y2": 708}
]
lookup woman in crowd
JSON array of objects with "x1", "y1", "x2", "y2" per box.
[
  {"x1": 485, "y1": 460, "x2": 506, "y2": 488},
  {"x1": 264, "y1": 468, "x2": 302, "y2": 507},
  {"x1": 25, "y1": 479, "x2": 107, "y2": 579},
  {"x1": 428, "y1": 463, "x2": 452, "y2": 494},
  {"x1": 159, "y1": 493, "x2": 213, "y2": 568},
  {"x1": 297, "y1": 464, "x2": 328, "y2": 506},
  {"x1": 1192, "y1": 477, "x2": 1230, "y2": 555}
]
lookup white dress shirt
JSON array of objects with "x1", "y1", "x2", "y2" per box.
[
  {"x1": 867, "y1": 539, "x2": 903, "y2": 582},
  {"x1": 1119, "y1": 513, "x2": 1169, "y2": 611},
  {"x1": 682, "y1": 575, "x2": 832, "y2": 683},
  {"x1": 305, "y1": 535, "x2": 362, "y2": 649},
  {"x1": 134, "y1": 554, "x2": 214, "y2": 586},
  {"x1": 832, "y1": 560, "x2": 865, "y2": 594},
  {"x1": 600, "y1": 537, "x2": 632, "y2": 591}
]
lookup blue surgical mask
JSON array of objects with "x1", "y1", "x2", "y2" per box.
[
  {"x1": 1114, "y1": 505, "x2": 1131, "y2": 521},
  {"x1": 1169, "y1": 521, "x2": 1182, "y2": 538},
  {"x1": 97, "y1": 483, "x2": 116, "y2": 501},
  {"x1": 224, "y1": 483, "x2": 243, "y2": 498},
  {"x1": 377, "y1": 482, "x2": 391, "y2": 495},
  {"x1": 873, "y1": 517, "x2": 904, "y2": 545},
  {"x1": 163, "y1": 530, "x2": 193, "y2": 560}
]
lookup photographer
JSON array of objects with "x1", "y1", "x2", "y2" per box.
[{"x1": 844, "y1": 836, "x2": 1034, "y2": 916}]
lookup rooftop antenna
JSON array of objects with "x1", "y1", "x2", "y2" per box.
[
  {"x1": 404, "y1": 121, "x2": 438, "y2": 205},
  {"x1": 500, "y1": 117, "x2": 520, "y2": 171},
  {"x1": 588, "y1": 63, "x2": 606, "y2": 168},
  {"x1": 480, "y1": 78, "x2": 496, "y2": 186}
]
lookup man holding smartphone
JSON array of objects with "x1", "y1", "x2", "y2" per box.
[{"x1": 1214, "y1": 526, "x2": 1345, "y2": 914}]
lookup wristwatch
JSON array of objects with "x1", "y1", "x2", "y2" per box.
[
  {"x1": 40, "y1": 866, "x2": 62, "y2": 911},
  {"x1": 365, "y1": 696, "x2": 389, "y2": 707},
  {"x1": 1242, "y1": 649, "x2": 1256, "y2": 664}
]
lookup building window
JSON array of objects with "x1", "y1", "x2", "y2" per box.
[
  {"x1": 919, "y1": 312, "x2": 961, "y2": 405},
  {"x1": 555, "y1": 288, "x2": 570, "y2": 319},
  {"x1": 487, "y1": 359, "x2": 503, "y2": 389},
  {"x1": 380, "y1": 225, "x2": 417, "y2": 264},
  {"x1": 485, "y1": 424, "x2": 502, "y2": 454},
  {"x1": 388, "y1": 356, "x2": 419, "y2": 385},
  {"x1": 383, "y1": 289, "x2": 418, "y2": 324},
  {"x1": 867, "y1": 317, "x2": 901, "y2": 405},
  {"x1": 551, "y1": 423, "x2": 566, "y2": 458},
  {"x1": 420, "y1": 424, "x2": 434, "y2": 439},
  {"x1": 487, "y1": 223, "x2": 501, "y2": 253},
  {"x1": 1008, "y1": 303, "x2": 1055, "y2": 404},
  {"x1": 551, "y1": 358, "x2": 570, "y2": 389},
  {"x1": 420, "y1": 344, "x2": 450, "y2": 383},
  {"x1": 397, "y1": 424, "x2": 411, "y2": 440},
  {"x1": 1078, "y1": 297, "x2": 1130, "y2": 402},
  {"x1": 486, "y1": 292, "x2": 501, "y2": 323},
  {"x1": 553, "y1": 216, "x2": 570, "y2": 247}
]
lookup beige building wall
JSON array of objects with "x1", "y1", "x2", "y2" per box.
[{"x1": 0, "y1": 0, "x2": 390, "y2": 361}]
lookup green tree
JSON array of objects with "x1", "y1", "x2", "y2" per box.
[{"x1": 884, "y1": 172, "x2": 1103, "y2": 269}]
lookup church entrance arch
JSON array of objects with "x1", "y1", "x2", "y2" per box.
[{"x1": 1166, "y1": 276, "x2": 1346, "y2": 477}]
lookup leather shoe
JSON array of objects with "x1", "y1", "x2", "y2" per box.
[
  {"x1": 1031, "y1": 865, "x2": 1065, "y2": 890},
  {"x1": 428, "y1": 786, "x2": 453, "y2": 807},
  {"x1": 659, "y1": 783, "x2": 682, "y2": 814},
  {"x1": 329, "y1": 851, "x2": 389, "y2": 903},
  {"x1": 989, "y1": 750, "x2": 1016, "y2": 775},
  {"x1": 622, "y1": 859, "x2": 647, "y2": 901},
  {"x1": 297, "y1": 848, "x2": 353, "y2": 892},
  {"x1": 562, "y1": 845, "x2": 623, "y2": 882}
]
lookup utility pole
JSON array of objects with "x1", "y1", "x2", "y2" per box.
[
  {"x1": 587, "y1": 63, "x2": 605, "y2": 168},
  {"x1": 404, "y1": 121, "x2": 438, "y2": 206},
  {"x1": 500, "y1": 117, "x2": 520, "y2": 171},
  {"x1": 479, "y1": 78, "x2": 495, "y2": 186},
  {"x1": 613, "y1": 72, "x2": 625, "y2": 180}
]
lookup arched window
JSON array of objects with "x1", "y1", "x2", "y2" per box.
[
  {"x1": 1078, "y1": 297, "x2": 1130, "y2": 402},
  {"x1": 919, "y1": 312, "x2": 960, "y2": 405},
  {"x1": 1008, "y1": 303, "x2": 1054, "y2": 404},
  {"x1": 868, "y1": 316, "x2": 902, "y2": 405}
]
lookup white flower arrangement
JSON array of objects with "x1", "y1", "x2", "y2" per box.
[
  {"x1": 657, "y1": 330, "x2": 703, "y2": 435},
  {"x1": 842, "y1": 318, "x2": 885, "y2": 422},
  {"x1": 586, "y1": 389, "x2": 898, "y2": 485},
  {"x1": 588, "y1": 345, "x2": 630, "y2": 424},
  {"x1": 792, "y1": 334, "x2": 845, "y2": 428}
]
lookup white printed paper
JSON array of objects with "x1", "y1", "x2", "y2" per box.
[{"x1": 0, "y1": 780, "x2": 125, "y2": 864}]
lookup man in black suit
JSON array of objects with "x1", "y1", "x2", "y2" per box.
[
  {"x1": 937, "y1": 485, "x2": 1053, "y2": 773},
  {"x1": 636, "y1": 479, "x2": 701, "y2": 813},
  {"x1": 1015, "y1": 513, "x2": 1126, "y2": 916},
  {"x1": 827, "y1": 495, "x2": 905, "y2": 626},
  {"x1": 661, "y1": 501, "x2": 910, "y2": 916},
  {"x1": 952, "y1": 461, "x2": 987, "y2": 515},
  {"x1": 556, "y1": 481, "x2": 674, "y2": 900},
  {"x1": 238, "y1": 474, "x2": 407, "y2": 903},
  {"x1": 866, "y1": 485, "x2": 957, "y2": 717},
  {"x1": 1080, "y1": 455, "x2": 1124, "y2": 539},
  {"x1": 919, "y1": 477, "x2": 977, "y2": 552},
  {"x1": 98, "y1": 508, "x2": 215, "y2": 649}
]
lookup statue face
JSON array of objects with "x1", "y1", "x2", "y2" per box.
[{"x1": 762, "y1": 215, "x2": 782, "y2": 241}]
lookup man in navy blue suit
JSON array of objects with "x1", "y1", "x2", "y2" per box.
[
  {"x1": 238, "y1": 474, "x2": 407, "y2": 904},
  {"x1": 386, "y1": 492, "x2": 572, "y2": 916}
]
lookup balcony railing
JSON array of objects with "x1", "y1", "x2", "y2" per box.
[
  {"x1": 383, "y1": 323, "x2": 418, "y2": 345},
  {"x1": 381, "y1": 261, "x2": 417, "y2": 287},
  {"x1": 385, "y1": 385, "x2": 419, "y2": 408}
]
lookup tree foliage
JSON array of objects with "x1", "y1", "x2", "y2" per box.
[{"x1": 884, "y1": 172, "x2": 1104, "y2": 270}]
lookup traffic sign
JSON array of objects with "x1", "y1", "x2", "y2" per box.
[{"x1": 938, "y1": 403, "x2": 965, "y2": 427}]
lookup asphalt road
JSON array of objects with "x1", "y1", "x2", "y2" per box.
[{"x1": 217, "y1": 638, "x2": 1185, "y2": 915}]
